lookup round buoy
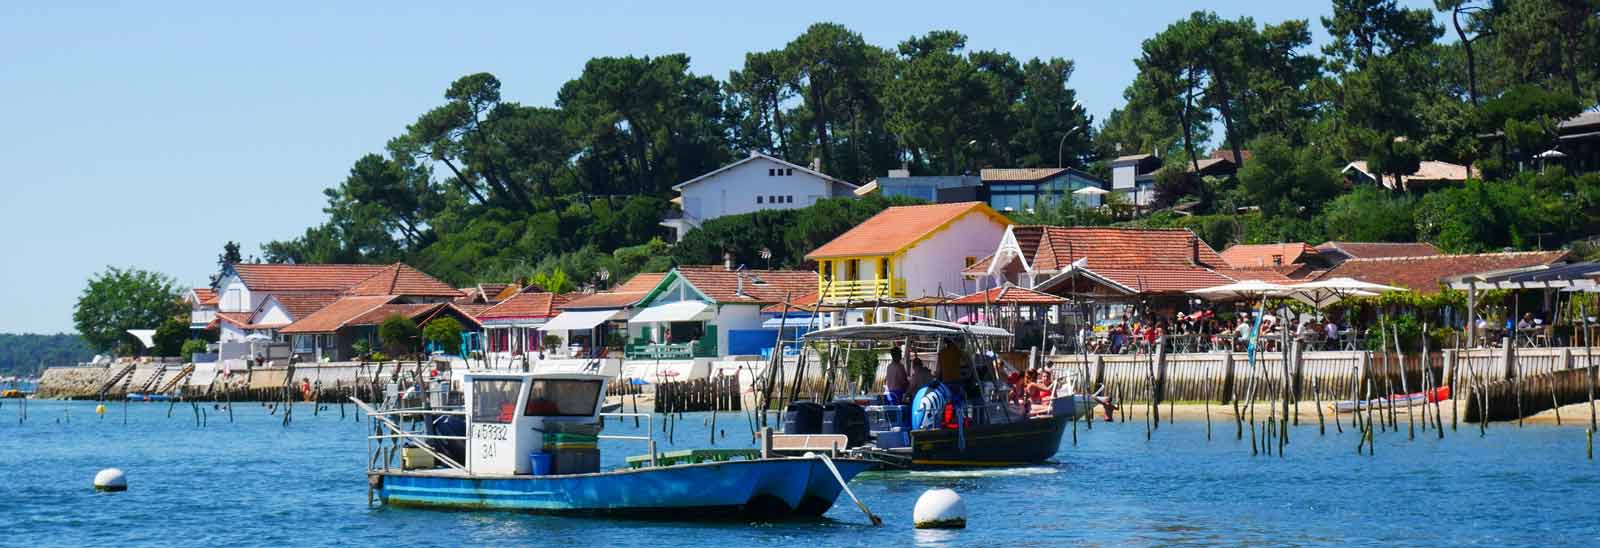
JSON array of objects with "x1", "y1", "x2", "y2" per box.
[
  {"x1": 95, "y1": 404, "x2": 106, "y2": 416},
  {"x1": 913, "y1": 488, "x2": 966, "y2": 529},
  {"x1": 93, "y1": 468, "x2": 127, "y2": 492}
]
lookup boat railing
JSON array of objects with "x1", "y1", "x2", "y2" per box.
[
  {"x1": 352, "y1": 397, "x2": 470, "y2": 473},
  {"x1": 599, "y1": 412, "x2": 658, "y2": 467}
]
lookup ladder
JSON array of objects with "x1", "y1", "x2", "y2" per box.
[
  {"x1": 157, "y1": 363, "x2": 196, "y2": 394},
  {"x1": 98, "y1": 363, "x2": 137, "y2": 397}
]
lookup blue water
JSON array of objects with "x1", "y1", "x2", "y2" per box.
[{"x1": 4, "y1": 400, "x2": 1598, "y2": 547}]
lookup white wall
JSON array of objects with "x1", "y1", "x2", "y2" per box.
[
  {"x1": 254, "y1": 298, "x2": 293, "y2": 326},
  {"x1": 712, "y1": 303, "x2": 764, "y2": 356},
  {"x1": 217, "y1": 274, "x2": 252, "y2": 313},
  {"x1": 1111, "y1": 163, "x2": 1137, "y2": 190},
  {"x1": 681, "y1": 157, "x2": 840, "y2": 221},
  {"x1": 898, "y1": 212, "x2": 1008, "y2": 299}
]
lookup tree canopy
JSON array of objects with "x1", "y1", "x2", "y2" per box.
[{"x1": 72, "y1": 267, "x2": 183, "y2": 353}]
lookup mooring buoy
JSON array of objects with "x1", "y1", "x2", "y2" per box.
[
  {"x1": 93, "y1": 468, "x2": 127, "y2": 492},
  {"x1": 95, "y1": 404, "x2": 106, "y2": 416},
  {"x1": 913, "y1": 488, "x2": 966, "y2": 529}
]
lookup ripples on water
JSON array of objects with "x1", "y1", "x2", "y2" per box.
[{"x1": 3, "y1": 400, "x2": 1598, "y2": 547}]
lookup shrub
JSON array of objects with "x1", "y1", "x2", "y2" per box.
[
  {"x1": 378, "y1": 314, "x2": 420, "y2": 357},
  {"x1": 179, "y1": 339, "x2": 210, "y2": 358},
  {"x1": 423, "y1": 317, "x2": 464, "y2": 353}
]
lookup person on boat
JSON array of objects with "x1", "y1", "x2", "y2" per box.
[
  {"x1": 909, "y1": 355, "x2": 933, "y2": 390},
  {"x1": 884, "y1": 345, "x2": 909, "y2": 404},
  {"x1": 935, "y1": 339, "x2": 964, "y2": 384}
]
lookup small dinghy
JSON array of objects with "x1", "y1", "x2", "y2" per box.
[
  {"x1": 1331, "y1": 386, "x2": 1450, "y2": 414},
  {"x1": 357, "y1": 371, "x2": 879, "y2": 521}
]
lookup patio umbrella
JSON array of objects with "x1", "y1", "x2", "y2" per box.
[
  {"x1": 1188, "y1": 280, "x2": 1291, "y2": 301},
  {"x1": 1072, "y1": 186, "x2": 1109, "y2": 195},
  {"x1": 1282, "y1": 277, "x2": 1406, "y2": 308}
]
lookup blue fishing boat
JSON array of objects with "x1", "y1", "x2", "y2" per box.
[{"x1": 356, "y1": 371, "x2": 879, "y2": 521}]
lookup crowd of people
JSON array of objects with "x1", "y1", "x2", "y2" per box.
[{"x1": 1079, "y1": 308, "x2": 1360, "y2": 354}]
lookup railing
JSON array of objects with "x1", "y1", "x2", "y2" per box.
[
  {"x1": 599, "y1": 412, "x2": 657, "y2": 467},
  {"x1": 190, "y1": 310, "x2": 216, "y2": 327},
  {"x1": 353, "y1": 397, "x2": 469, "y2": 473},
  {"x1": 626, "y1": 341, "x2": 715, "y2": 360},
  {"x1": 818, "y1": 277, "x2": 906, "y2": 303}
]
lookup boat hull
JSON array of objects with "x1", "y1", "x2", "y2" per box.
[
  {"x1": 376, "y1": 457, "x2": 872, "y2": 517},
  {"x1": 908, "y1": 414, "x2": 1068, "y2": 468}
]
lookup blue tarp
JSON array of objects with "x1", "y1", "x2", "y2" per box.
[{"x1": 727, "y1": 329, "x2": 779, "y2": 355}]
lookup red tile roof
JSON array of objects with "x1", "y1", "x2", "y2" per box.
[
  {"x1": 477, "y1": 292, "x2": 570, "y2": 321},
  {"x1": 214, "y1": 312, "x2": 255, "y2": 329},
  {"x1": 279, "y1": 296, "x2": 399, "y2": 334},
  {"x1": 232, "y1": 264, "x2": 392, "y2": 292},
  {"x1": 806, "y1": 202, "x2": 1008, "y2": 259},
  {"x1": 346, "y1": 303, "x2": 446, "y2": 327},
  {"x1": 948, "y1": 285, "x2": 1066, "y2": 305},
  {"x1": 1220, "y1": 243, "x2": 1318, "y2": 268},
  {"x1": 559, "y1": 272, "x2": 669, "y2": 309},
  {"x1": 1089, "y1": 268, "x2": 1238, "y2": 294},
  {"x1": 453, "y1": 303, "x2": 495, "y2": 318},
  {"x1": 1008, "y1": 226, "x2": 1228, "y2": 272},
  {"x1": 1315, "y1": 241, "x2": 1442, "y2": 260},
  {"x1": 190, "y1": 288, "x2": 218, "y2": 306},
  {"x1": 1317, "y1": 251, "x2": 1568, "y2": 294},
  {"x1": 344, "y1": 264, "x2": 463, "y2": 298},
  {"x1": 980, "y1": 168, "x2": 1067, "y2": 182},
  {"x1": 614, "y1": 272, "x2": 667, "y2": 293},
  {"x1": 266, "y1": 293, "x2": 340, "y2": 322},
  {"x1": 673, "y1": 266, "x2": 818, "y2": 304}
]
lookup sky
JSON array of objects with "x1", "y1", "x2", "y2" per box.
[{"x1": 0, "y1": 1, "x2": 1444, "y2": 334}]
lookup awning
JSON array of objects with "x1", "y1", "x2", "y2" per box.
[
  {"x1": 542, "y1": 309, "x2": 623, "y2": 332},
  {"x1": 762, "y1": 315, "x2": 828, "y2": 329},
  {"x1": 628, "y1": 301, "x2": 711, "y2": 324}
]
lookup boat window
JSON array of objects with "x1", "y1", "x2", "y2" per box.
[
  {"x1": 471, "y1": 379, "x2": 523, "y2": 424},
  {"x1": 524, "y1": 379, "x2": 604, "y2": 417}
]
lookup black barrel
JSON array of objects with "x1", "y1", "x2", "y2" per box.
[
  {"x1": 822, "y1": 401, "x2": 870, "y2": 447},
  {"x1": 783, "y1": 401, "x2": 825, "y2": 435}
]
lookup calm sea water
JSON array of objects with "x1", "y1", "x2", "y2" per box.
[{"x1": 3, "y1": 400, "x2": 1598, "y2": 547}]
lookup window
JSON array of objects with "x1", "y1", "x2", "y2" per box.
[
  {"x1": 523, "y1": 379, "x2": 604, "y2": 417},
  {"x1": 964, "y1": 256, "x2": 977, "y2": 268},
  {"x1": 471, "y1": 379, "x2": 524, "y2": 424},
  {"x1": 668, "y1": 321, "x2": 704, "y2": 343},
  {"x1": 768, "y1": 168, "x2": 775, "y2": 176},
  {"x1": 846, "y1": 259, "x2": 860, "y2": 280},
  {"x1": 786, "y1": 168, "x2": 794, "y2": 176},
  {"x1": 293, "y1": 335, "x2": 314, "y2": 353},
  {"x1": 879, "y1": 257, "x2": 889, "y2": 279},
  {"x1": 786, "y1": 195, "x2": 794, "y2": 203},
  {"x1": 822, "y1": 261, "x2": 833, "y2": 280},
  {"x1": 757, "y1": 196, "x2": 764, "y2": 204},
  {"x1": 1271, "y1": 255, "x2": 1283, "y2": 266}
]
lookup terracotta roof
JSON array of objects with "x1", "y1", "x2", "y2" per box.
[
  {"x1": 806, "y1": 202, "x2": 1008, "y2": 259},
  {"x1": 1007, "y1": 226, "x2": 1228, "y2": 273},
  {"x1": 279, "y1": 296, "x2": 399, "y2": 334},
  {"x1": 267, "y1": 293, "x2": 340, "y2": 321},
  {"x1": 1088, "y1": 268, "x2": 1238, "y2": 294},
  {"x1": 453, "y1": 303, "x2": 495, "y2": 318},
  {"x1": 346, "y1": 303, "x2": 445, "y2": 327},
  {"x1": 1211, "y1": 267, "x2": 1301, "y2": 285},
  {"x1": 980, "y1": 168, "x2": 1067, "y2": 182},
  {"x1": 614, "y1": 273, "x2": 667, "y2": 293},
  {"x1": 1220, "y1": 243, "x2": 1319, "y2": 269},
  {"x1": 215, "y1": 312, "x2": 254, "y2": 329},
  {"x1": 1343, "y1": 161, "x2": 1469, "y2": 190},
  {"x1": 672, "y1": 266, "x2": 818, "y2": 304},
  {"x1": 1317, "y1": 251, "x2": 1568, "y2": 294},
  {"x1": 477, "y1": 292, "x2": 570, "y2": 321},
  {"x1": 231, "y1": 264, "x2": 391, "y2": 292},
  {"x1": 343, "y1": 264, "x2": 463, "y2": 298},
  {"x1": 190, "y1": 288, "x2": 218, "y2": 306},
  {"x1": 1315, "y1": 241, "x2": 1442, "y2": 260},
  {"x1": 948, "y1": 285, "x2": 1066, "y2": 305}
]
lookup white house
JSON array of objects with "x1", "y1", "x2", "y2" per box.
[
  {"x1": 660, "y1": 151, "x2": 858, "y2": 241},
  {"x1": 213, "y1": 263, "x2": 459, "y2": 343},
  {"x1": 1110, "y1": 154, "x2": 1161, "y2": 207},
  {"x1": 618, "y1": 266, "x2": 815, "y2": 380}
]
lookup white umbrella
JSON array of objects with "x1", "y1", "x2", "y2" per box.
[
  {"x1": 1188, "y1": 280, "x2": 1291, "y2": 301},
  {"x1": 1072, "y1": 186, "x2": 1109, "y2": 195},
  {"x1": 1283, "y1": 277, "x2": 1407, "y2": 306}
]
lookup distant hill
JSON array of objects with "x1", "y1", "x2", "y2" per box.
[{"x1": 0, "y1": 333, "x2": 93, "y2": 375}]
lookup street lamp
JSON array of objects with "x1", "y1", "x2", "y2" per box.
[{"x1": 1058, "y1": 126, "x2": 1083, "y2": 169}]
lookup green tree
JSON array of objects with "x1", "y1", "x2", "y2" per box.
[
  {"x1": 151, "y1": 317, "x2": 189, "y2": 357},
  {"x1": 1318, "y1": 187, "x2": 1418, "y2": 242},
  {"x1": 1237, "y1": 133, "x2": 1342, "y2": 217},
  {"x1": 423, "y1": 317, "x2": 464, "y2": 354},
  {"x1": 0, "y1": 334, "x2": 94, "y2": 374},
  {"x1": 179, "y1": 339, "x2": 210, "y2": 359},
  {"x1": 209, "y1": 241, "x2": 242, "y2": 288},
  {"x1": 72, "y1": 267, "x2": 183, "y2": 353},
  {"x1": 378, "y1": 314, "x2": 420, "y2": 357}
]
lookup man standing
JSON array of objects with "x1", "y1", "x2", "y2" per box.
[{"x1": 884, "y1": 344, "x2": 909, "y2": 404}]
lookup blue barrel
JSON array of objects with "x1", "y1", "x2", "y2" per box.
[{"x1": 529, "y1": 452, "x2": 553, "y2": 476}]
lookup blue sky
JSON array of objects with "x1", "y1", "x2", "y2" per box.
[{"x1": 0, "y1": 1, "x2": 1442, "y2": 334}]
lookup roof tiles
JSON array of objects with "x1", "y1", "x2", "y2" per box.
[
  {"x1": 1318, "y1": 251, "x2": 1568, "y2": 294},
  {"x1": 279, "y1": 296, "x2": 399, "y2": 334},
  {"x1": 1220, "y1": 243, "x2": 1318, "y2": 269},
  {"x1": 344, "y1": 264, "x2": 463, "y2": 298},
  {"x1": 806, "y1": 202, "x2": 1006, "y2": 259},
  {"x1": 673, "y1": 266, "x2": 818, "y2": 304},
  {"x1": 477, "y1": 292, "x2": 570, "y2": 321},
  {"x1": 948, "y1": 285, "x2": 1066, "y2": 305},
  {"x1": 232, "y1": 264, "x2": 391, "y2": 292}
]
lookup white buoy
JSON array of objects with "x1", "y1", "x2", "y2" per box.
[
  {"x1": 913, "y1": 488, "x2": 966, "y2": 529},
  {"x1": 94, "y1": 468, "x2": 127, "y2": 492}
]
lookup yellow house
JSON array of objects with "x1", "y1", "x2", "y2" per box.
[{"x1": 804, "y1": 202, "x2": 1011, "y2": 316}]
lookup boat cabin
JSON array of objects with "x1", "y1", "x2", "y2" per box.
[{"x1": 463, "y1": 372, "x2": 609, "y2": 475}]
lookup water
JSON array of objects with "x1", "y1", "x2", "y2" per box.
[{"x1": 5, "y1": 401, "x2": 1599, "y2": 547}]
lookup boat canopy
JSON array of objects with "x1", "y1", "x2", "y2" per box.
[
  {"x1": 628, "y1": 301, "x2": 711, "y2": 324},
  {"x1": 542, "y1": 309, "x2": 623, "y2": 332},
  {"x1": 802, "y1": 320, "x2": 1011, "y2": 342}
]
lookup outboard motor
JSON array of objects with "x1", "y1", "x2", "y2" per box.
[
  {"x1": 783, "y1": 401, "x2": 825, "y2": 435},
  {"x1": 822, "y1": 401, "x2": 870, "y2": 448}
]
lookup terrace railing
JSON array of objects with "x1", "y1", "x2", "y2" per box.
[
  {"x1": 818, "y1": 277, "x2": 906, "y2": 303},
  {"x1": 626, "y1": 341, "x2": 716, "y2": 360}
]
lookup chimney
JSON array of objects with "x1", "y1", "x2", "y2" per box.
[
  {"x1": 736, "y1": 272, "x2": 744, "y2": 297},
  {"x1": 1191, "y1": 236, "x2": 1200, "y2": 266},
  {"x1": 723, "y1": 252, "x2": 734, "y2": 271},
  {"x1": 810, "y1": 157, "x2": 822, "y2": 172}
]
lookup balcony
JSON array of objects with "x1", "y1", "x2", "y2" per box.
[
  {"x1": 190, "y1": 310, "x2": 217, "y2": 328},
  {"x1": 625, "y1": 340, "x2": 717, "y2": 360},
  {"x1": 818, "y1": 277, "x2": 907, "y2": 303}
]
